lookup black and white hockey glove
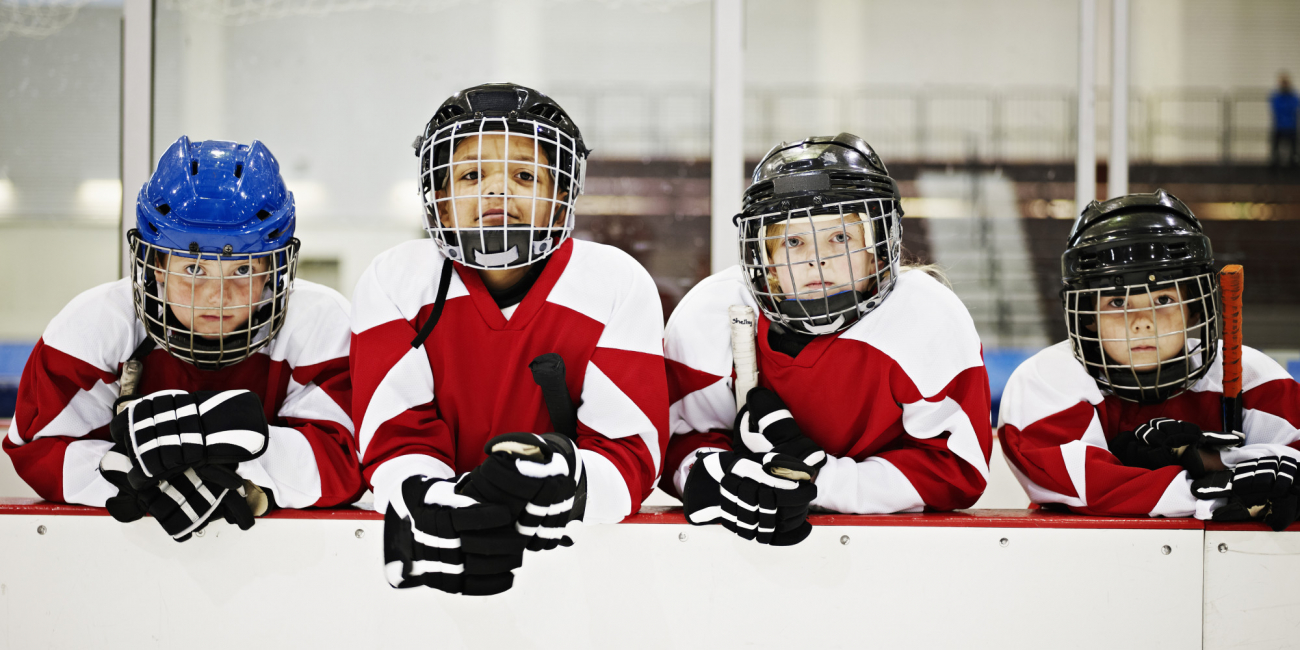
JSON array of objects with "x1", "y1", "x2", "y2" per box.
[
  {"x1": 1192, "y1": 456, "x2": 1299, "y2": 532},
  {"x1": 110, "y1": 389, "x2": 269, "y2": 487},
  {"x1": 459, "y1": 433, "x2": 587, "y2": 552},
  {"x1": 681, "y1": 450, "x2": 817, "y2": 546},
  {"x1": 733, "y1": 388, "x2": 827, "y2": 472},
  {"x1": 99, "y1": 445, "x2": 255, "y2": 541},
  {"x1": 384, "y1": 474, "x2": 529, "y2": 596},
  {"x1": 1110, "y1": 418, "x2": 1243, "y2": 477}
]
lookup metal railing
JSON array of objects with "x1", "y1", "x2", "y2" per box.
[{"x1": 550, "y1": 85, "x2": 1277, "y2": 164}]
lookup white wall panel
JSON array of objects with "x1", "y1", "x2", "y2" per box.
[{"x1": 0, "y1": 506, "x2": 1203, "y2": 649}]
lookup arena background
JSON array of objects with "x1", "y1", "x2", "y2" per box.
[
  {"x1": 6, "y1": 0, "x2": 1300, "y2": 485},
  {"x1": 2, "y1": 2, "x2": 1299, "y2": 646}
]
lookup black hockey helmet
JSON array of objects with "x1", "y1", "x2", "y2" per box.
[
  {"x1": 736, "y1": 133, "x2": 904, "y2": 336},
  {"x1": 1061, "y1": 189, "x2": 1220, "y2": 403},
  {"x1": 414, "y1": 83, "x2": 591, "y2": 269}
]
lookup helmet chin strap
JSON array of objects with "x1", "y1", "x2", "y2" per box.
[
  {"x1": 443, "y1": 224, "x2": 559, "y2": 269},
  {"x1": 800, "y1": 316, "x2": 846, "y2": 336}
]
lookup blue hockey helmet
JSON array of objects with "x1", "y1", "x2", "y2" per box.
[
  {"x1": 135, "y1": 136, "x2": 296, "y2": 254},
  {"x1": 128, "y1": 136, "x2": 300, "y2": 370}
]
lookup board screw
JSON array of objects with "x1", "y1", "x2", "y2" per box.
[
  {"x1": 840, "y1": 535, "x2": 850, "y2": 545},
  {"x1": 1218, "y1": 543, "x2": 1228, "y2": 553},
  {"x1": 999, "y1": 538, "x2": 1009, "y2": 547},
  {"x1": 678, "y1": 532, "x2": 688, "y2": 542},
  {"x1": 1161, "y1": 545, "x2": 1172, "y2": 555},
  {"x1": 355, "y1": 529, "x2": 365, "y2": 539},
  {"x1": 36, "y1": 525, "x2": 46, "y2": 535}
]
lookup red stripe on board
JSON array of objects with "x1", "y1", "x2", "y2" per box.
[
  {"x1": 0, "y1": 499, "x2": 1219, "y2": 529},
  {"x1": 620, "y1": 506, "x2": 1205, "y2": 529}
]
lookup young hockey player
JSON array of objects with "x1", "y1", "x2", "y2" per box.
[
  {"x1": 4, "y1": 137, "x2": 364, "y2": 541},
  {"x1": 999, "y1": 191, "x2": 1300, "y2": 530},
  {"x1": 352, "y1": 83, "x2": 667, "y2": 595},
  {"x1": 664, "y1": 133, "x2": 992, "y2": 546}
]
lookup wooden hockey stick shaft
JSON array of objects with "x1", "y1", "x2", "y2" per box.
[
  {"x1": 729, "y1": 306, "x2": 758, "y2": 413},
  {"x1": 1220, "y1": 265, "x2": 1244, "y2": 434}
]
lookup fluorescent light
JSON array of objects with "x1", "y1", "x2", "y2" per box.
[
  {"x1": 0, "y1": 179, "x2": 14, "y2": 215},
  {"x1": 75, "y1": 179, "x2": 121, "y2": 219}
]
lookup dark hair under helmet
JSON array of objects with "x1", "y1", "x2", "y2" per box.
[
  {"x1": 1061, "y1": 189, "x2": 1220, "y2": 403},
  {"x1": 736, "y1": 133, "x2": 903, "y2": 336}
]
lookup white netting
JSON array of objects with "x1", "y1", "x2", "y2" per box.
[
  {"x1": 0, "y1": 0, "x2": 87, "y2": 41},
  {"x1": 163, "y1": 0, "x2": 701, "y2": 26}
]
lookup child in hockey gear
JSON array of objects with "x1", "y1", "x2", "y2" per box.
[
  {"x1": 4, "y1": 137, "x2": 364, "y2": 541},
  {"x1": 999, "y1": 191, "x2": 1300, "y2": 530},
  {"x1": 354, "y1": 83, "x2": 668, "y2": 594},
  {"x1": 667, "y1": 133, "x2": 992, "y2": 545}
]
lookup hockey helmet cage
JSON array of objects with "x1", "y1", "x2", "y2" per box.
[
  {"x1": 130, "y1": 136, "x2": 300, "y2": 370},
  {"x1": 1061, "y1": 189, "x2": 1220, "y2": 403},
  {"x1": 416, "y1": 83, "x2": 590, "y2": 270},
  {"x1": 737, "y1": 133, "x2": 904, "y2": 336}
]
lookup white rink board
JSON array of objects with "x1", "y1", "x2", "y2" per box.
[
  {"x1": 0, "y1": 512, "x2": 1202, "y2": 650},
  {"x1": 1204, "y1": 528, "x2": 1300, "y2": 650}
]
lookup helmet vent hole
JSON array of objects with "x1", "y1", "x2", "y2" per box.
[
  {"x1": 266, "y1": 229, "x2": 280, "y2": 240},
  {"x1": 256, "y1": 209, "x2": 270, "y2": 221},
  {"x1": 147, "y1": 222, "x2": 159, "y2": 234},
  {"x1": 528, "y1": 105, "x2": 562, "y2": 122},
  {"x1": 434, "y1": 106, "x2": 465, "y2": 123},
  {"x1": 234, "y1": 163, "x2": 243, "y2": 179},
  {"x1": 190, "y1": 161, "x2": 199, "y2": 176},
  {"x1": 156, "y1": 204, "x2": 170, "y2": 215}
]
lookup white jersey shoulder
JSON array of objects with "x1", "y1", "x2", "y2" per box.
[
  {"x1": 1188, "y1": 341, "x2": 1292, "y2": 395},
  {"x1": 664, "y1": 266, "x2": 755, "y2": 380},
  {"x1": 42, "y1": 278, "x2": 144, "y2": 373},
  {"x1": 352, "y1": 238, "x2": 468, "y2": 334},
  {"x1": 263, "y1": 279, "x2": 352, "y2": 367},
  {"x1": 548, "y1": 239, "x2": 663, "y2": 355},
  {"x1": 999, "y1": 341, "x2": 1103, "y2": 429},
  {"x1": 841, "y1": 269, "x2": 984, "y2": 398}
]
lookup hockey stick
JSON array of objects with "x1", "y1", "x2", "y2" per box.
[
  {"x1": 727, "y1": 305, "x2": 810, "y2": 481},
  {"x1": 115, "y1": 338, "x2": 156, "y2": 415},
  {"x1": 529, "y1": 353, "x2": 578, "y2": 442},
  {"x1": 1220, "y1": 265, "x2": 1245, "y2": 436},
  {"x1": 729, "y1": 305, "x2": 758, "y2": 412},
  {"x1": 495, "y1": 354, "x2": 578, "y2": 463},
  {"x1": 525, "y1": 353, "x2": 587, "y2": 520}
]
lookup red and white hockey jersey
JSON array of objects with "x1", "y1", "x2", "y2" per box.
[
  {"x1": 998, "y1": 340, "x2": 1300, "y2": 518},
  {"x1": 664, "y1": 267, "x2": 992, "y2": 513},
  {"x1": 350, "y1": 238, "x2": 668, "y2": 524},
  {"x1": 4, "y1": 279, "x2": 363, "y2": 509}
]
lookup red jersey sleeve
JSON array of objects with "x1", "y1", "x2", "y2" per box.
[
  {"x1": 4, "y1": 281, "x2": 137, "y2": 506},
  {"x1": 350, "y1": 249, "x2": 459, "y2": 512},
  {"x1": 236, "y1": 282, "x2": 364, "y2": 508},
  {"x1": 998, "y1": 342, "x2": 1200, "y2": 518}
]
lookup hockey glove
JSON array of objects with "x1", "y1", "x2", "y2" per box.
[
  {"x1": 110, "y1": 389, "x2": 269, "y2": 487},
  {"x1": 98, "y1": 445, "x2": 254, "y2": 541},
  {"x1": 459, "y1": 432, "x2": 586, "y2": 552},
  {"x1": 1192, "y1": 456, "x2": 1300, "y2": 531},
  {"x1": 681, "y1": 450, "x2": 817, "y2": 546},
  {"x1": 733, "y1": 388, "x2": 827, "y2": 472},
  {"x1": 1136, "y1": 417, "x2": 1242, "y2": 478},
  {"x1": 384, "y1": 474, "x2": 528, "y2": 596}
]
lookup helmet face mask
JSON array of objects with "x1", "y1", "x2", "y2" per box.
[
  {"x1": 738, "y1": 133, "x2": 903, "y2": 337},
  {"x1": 1065, "y1": 274, "x2": 1219, "y2": 403},
  {"x1": 130, "y1": 233, "x2": 298, "y2": 370},
  {"x1": 1061, "y1": 189, "x2": 1219, "y2": 403},
  {"x1": 417, "y1": 84, "x2": 588, "y2": 270},
  {"x1": 741, "y1": 199, "x2": 900, "y2": 336},
  {"x1": 132, "y1": 136, "x2": 299, "y2": 370}
]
